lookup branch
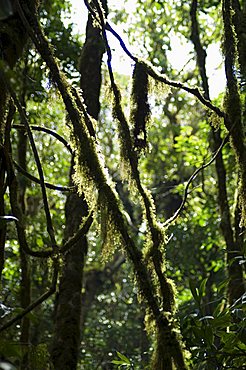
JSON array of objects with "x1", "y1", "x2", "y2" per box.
[
  {"x1": 60, "y1": 212, "x2": 93, "y2": 254},
  {"x1": 13, "y1": 160, "x2": 75, "y2": 192},
  {"x1": 163, "y1": 134, "x2": 230, "y2": 227},
  {"x1": 13, "y1": 6, "x2": 189, "y2": 366},
  {"x1": 12, "y1": 124, "x2": 73, "y2": 154},
  {"x1": 0, "y1": 219, "x2": 93, "y2": 332},
  {"x1": 1, "y1": 72, "x2": 57, "y2": 250},
  {"x1": 103, "y1": 21, "x2": 226, "y2": 118}
]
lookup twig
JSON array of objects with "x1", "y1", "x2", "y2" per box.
[
  {"x1": 60, "y1": 212, "x2": 93, "y2": 253},
  {"x1": 0, "y1": 218, "x2": 93, "y2": 331},
  {"x1": 84, "y1": 0, "x2": 99, "y2": 21},
  {"x1": 105, "y1": 22, "x2": 137, "y2": 62}
]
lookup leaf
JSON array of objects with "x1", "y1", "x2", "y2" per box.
[
  {"x1": 116, "y1": 352, "x2": 131, "y2": 365},
  {"x1": 111, "y1": 360, "x2": 124, "y2": 365},
  {"x1": 217, "y1": 278, "x2": 229, "y2": 293},
  {"x1": 189, "y1": 279, "x2": 199, "y2": 303},
  {"x1": 204, "y1": 325, "x2": 214, "y2": 347},
  {"x1": 111, "y1": 352, "x2": 132, "y2": 368},
  {"x1": 198, "y1": 278, "x2": 208, "y2": 299},
  {"x1": 199, "y1": 315, "x2": 214, "y2": 322},
  {"x1": 213, "y1": 301, "x2": 226, "y2": 317}
]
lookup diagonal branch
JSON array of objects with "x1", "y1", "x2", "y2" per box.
[
  {"x1": 60, "y1": 212, "x2": 93, "y2": 254},
  {"x1": 13, "y1": 160, "x2": 75, "y2": 192},
  {"x1": 164, "y1": 133, "x2": 231, "y2": 227},
  {"x1": 103, "y1": 21, "x2": 226, "y2": 118}
]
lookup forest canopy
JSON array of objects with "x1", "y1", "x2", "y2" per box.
[{"x1": 0, "y1": 0, "x2": 245, "y2": 369}]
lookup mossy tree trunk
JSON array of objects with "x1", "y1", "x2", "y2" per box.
[
  {"x1": 222, "y1": 0, "x2": 246, "y2": 227},
  {"x1": 190, "y1": 0, "x2": 245, "y2": 305},
  {"x1": 51, "y1": 2, "x2": 108, "y2": 369},
  {"x1": 222, "y1": 0, "x2": 246, "y2": 303}
]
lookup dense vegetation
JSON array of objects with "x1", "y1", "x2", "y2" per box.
[{"x1": 0, "y1": 0, "x2": 245, "y2": 369}]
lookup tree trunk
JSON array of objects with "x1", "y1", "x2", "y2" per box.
[
  {"x1": 190, "y1": 0, "x2": 245, "y2": 304},
  {"x1": 52, "y1": 189, "x2": 88, "y2": 370},
  {"x1": 51, "y1": 2, "x2": 108, "y2": 369}
]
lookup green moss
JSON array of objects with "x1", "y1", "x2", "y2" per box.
[
  {"x1": 130, "y1": 62, "x2": 150, "y2": 151},
  {"x1": 98, "y1": 189, "x2": 123, "y2": 259}
]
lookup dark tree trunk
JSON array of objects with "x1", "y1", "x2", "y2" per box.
[{"x1": 52, "y1": 187, "x2": 88, "y2": 370}]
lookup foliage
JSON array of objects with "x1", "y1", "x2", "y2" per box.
[{"x1": 182, "y1": 280, "x2": 246, "y2": 369}]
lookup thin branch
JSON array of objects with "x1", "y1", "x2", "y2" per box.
[
  {"x1": 0, "y1": 72, "x2": 57, "y2": 250},
  {"x1": 84, "y1": 0, "x2": 99, "y2": 21},
  {"x1": 60, "y1": 212, "x2": 93, "y2": 254},
  {"x1": 13, "y1": 124, "x2": 73, "y2": 154},
  {"x1": 13, "y1": 160, "x2": 75, "y2": 192},
  {"x1": 163, "y1": 133, "x2": 231, "y2": 227},
  {"x1": 103, "y1": 21, "x2": 226, "y2": 118},
  {"x1": 105, "y1": 22, "x2": 138, "y2": 62}
]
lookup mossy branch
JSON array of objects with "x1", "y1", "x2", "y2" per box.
[
  {"x1": 104, "y1": 21, "x2": 226, "y2": 118},
  {"x1": 89, "y1": 1, "x2": 175, "y2": 313}
]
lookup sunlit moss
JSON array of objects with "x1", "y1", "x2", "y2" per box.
[{"x1": 98, "y1": 189, "x2": 123, "y2": 259}]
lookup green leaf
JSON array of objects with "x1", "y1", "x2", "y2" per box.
[
  {"x1": 203, "y1": 325, "x2": 214, "y2": 347},
  {"x1": 112, "y1": 360, "x2": 124, "y2": 365},
  {"x1": 198, "y1": 278, "x2": 208, "y2": 299},
  {"x1": 112, "y1": 352, "x2": 132, "y2": 368},
  {"x1": 189, "y1": 279, "x2": 199, "y2": 303},
  {"x1": 116, "y1": 352, "x2": 131, "y2": 365}
]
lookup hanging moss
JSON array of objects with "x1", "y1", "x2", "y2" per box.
[
  {"x1": 98, "y1": 188, "x2": 123, "y2": 259},
  {"x1": 109, "y1": 71, "x2": 179, "y2": 318},
  {"x1": 111, "y1": 82, "x2": 137, "y2": 181},
  {"x1": 130, "y1": 61, "x2": 150, "y2": 151},
  {"x1": 145, "y1": 309, "x2": 187, "y2": 370}
]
